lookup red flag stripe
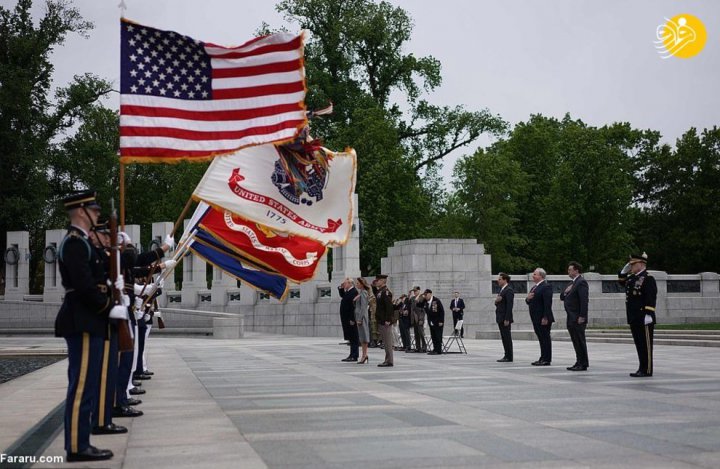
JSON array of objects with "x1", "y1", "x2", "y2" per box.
[
  {"x1": 120, "y1": 102, "x2": 302, "y2": 121},
  {"x1": 207, "y1": 36, "x2": 303, "y2": 59},
  {"x1": 213, "y1": 81, "x2": 305, "y2": 100},
  {"x1": 211, "y1": 59, "x2": 303, "y2": 79},
  {"x1": 120, "y1": 119, "x2": 306, "y2": 141}
]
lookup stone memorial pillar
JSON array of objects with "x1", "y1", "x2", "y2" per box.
[{"x1": 4, "y1": 231, "x2": 30, "y2": 300}]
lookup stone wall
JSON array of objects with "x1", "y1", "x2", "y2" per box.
[{"x1": 2, "y1": 230, "x2": 719, "y2": 338}]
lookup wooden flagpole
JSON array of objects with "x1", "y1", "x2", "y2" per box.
[
  {"x1": 172, "y1": 197, "x2": 195, "y2": 236},
  {"x1": 119, "y1": 161, "x2": 126, "y2": 230}
]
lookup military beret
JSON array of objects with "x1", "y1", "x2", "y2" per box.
[{"x1": 62, "y1": 190, "x2": 100, "y2": 211}]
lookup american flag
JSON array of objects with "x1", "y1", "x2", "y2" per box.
[{"x1": 119, "y1": 19, "x2": 307, "y2": 163}]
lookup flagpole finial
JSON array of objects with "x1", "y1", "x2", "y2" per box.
[{"x1": 118, "y1": 0, "x2": 127, "y2": 16}]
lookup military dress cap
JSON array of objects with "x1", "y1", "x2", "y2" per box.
[
  {"x1": 629, "y1": 252, "x2": 648, "y2": 264},
  {"x1": 94, "y1": 221, "x2": 110, "y2": 233},
  {"x1": 62, "y1": 190, "x2": 100, "y2": 210},
  {"x1": 375, "y1": 274, "x2": 388, "y2": 280}
]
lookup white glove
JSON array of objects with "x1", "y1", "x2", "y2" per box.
[
  {"x1": 114, "y1": 275, "x2": 125, "y2": 292},
  {"x1": 109, "y1": 305, "x2": 129, "y2": 320},
  {"x1": 164, "y1": 234, "x2": 175, "y2": 249},
  {"x1": 163, "y1": 259, "x2": 177, "y2": 270},
  {"x1": 155, "y1": 310, "x2": 163, "y2": 319},
  {"x1": 158, "y1": 278, "x2": 165, "y2": 290},
  {"x1": 644, "y1": 314, "x2": 653, "y2": 325},
  {"x1": 134, "y1": 297, "x2": 144, "y2": 312},
  {"x1": 133, "y1": 283, "x2": 146, "y2": 296},
  {"x1": 134, "y1": 308, "x2": 144, "y2": 320},
  {"x1": 121, "y1": 294, "x2": 130, "y2": 307},
  {"x1": 621, "y1": 262, "x2": 631, "y2": 275},
  {"x1": 143, "y1": 313, "x2": 151, "y2": 322},
  {"x1": 118, "y1": 231, "x2": 131, "y2": 245}
]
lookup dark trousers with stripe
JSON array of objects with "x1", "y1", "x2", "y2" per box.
[
  {"x1": 93, "y1": 330, "x2": 118, "y2": 428},
  {"x1": 532, "y1": 321, "x2": 552, "y2": 362},
  {"x1": 116, "y1": 350, "x2": 134, "y2": 407},
  {"x1": 64, "y1": 333, "x2": 103, "y2": 454},
  {"x1": 135, "y1": 323, "x2": 148, "y2": 376},
  {"x1": 630, "y1": 323, "x2": 654, "y2": 374},
  {"x1": 498, "y1": 322, "x2": 513, "y2": 360}
]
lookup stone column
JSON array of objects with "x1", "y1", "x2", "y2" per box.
[
  {"x1": 700, "y1": 272, "x2": 719, "y2": 297},
  {"x1": 584, "y1": 272, "x2": 602, "y2": 296},
  {"x1": 4, "y1": 231, "x2": 30, "y2": 300},
  {"x1": 42, "y1": 229, "x2": 66, "y2": 303},
  {"x1": 181, "y1": 218, "x2": 207, "y2": 307},
  {"x1": 151, "y1": 222, "x2": 174, "y2": 306},
  {"x1": 330, "y1": 193, "x2": 361, "y2": 283}
]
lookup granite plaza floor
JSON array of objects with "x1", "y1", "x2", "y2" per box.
[{"x1": 1, "y1": 334, "x2": 719, "y2": 468}]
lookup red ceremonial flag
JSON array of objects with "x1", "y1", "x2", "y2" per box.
[
  {"x1": 199, "y1": 207, "x2": 326, "y2": 283},
  {"x1": 119, "y1": 18, "x2": 307, "y2": 163}
]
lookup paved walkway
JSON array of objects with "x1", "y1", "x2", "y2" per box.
[{"x1": 1, "y1": 334, "x2": 719, "y2": 468}]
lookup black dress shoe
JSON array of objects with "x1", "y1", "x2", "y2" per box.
[
  {"x1": 341, "y1": 357, "x2": 358, "y2": 362},
  {"x1": 67, "y1": 445, "x2": 113, "y2": 462},
  {"x1": 132, "y1": 380, "x2": 142, "y2": 387},
  {"x1": 127, "y1": 397, "x2": 142, "y2": 406},
  {"x1": 92, "y1": 423, "x2": 128, "y2": 435},
  {"x1": 133, "y1": 373, "x2": 152, "y2": 380},
  {"x1": 113, "y1": 406, "x2": 144, "y2": 417},
  {"x1": 535, "y1": 361, "x2": 551, "y2": 366},
  {"x1": 630, "y1": 371, "x2": 652, "y2": 377},
  {"x1": 129, "y1": 386, "x2": 146, "y2": 395},
  {"x1": 497, "y1": 357, "x2": 513, "y2": 362},
  {"x1": 531, "y1": 360, "x2": 542, "y2": 366},
  {"x1": 377, "y1": 362, "x2": 394, "y2": 367},
  {"x1": 143, "y1": 370, "x2": 154, "y2": 375},
  {"x1": 567, "y1": 365, "x2": 587, "y2": 371}
]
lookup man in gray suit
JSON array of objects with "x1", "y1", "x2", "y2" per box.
[
  {"x1": 560, "y1": 261, "x2": 589, "y2": 371},
  {"x1": 495, "y1": 273, "x2": 514, "y2": 362}
]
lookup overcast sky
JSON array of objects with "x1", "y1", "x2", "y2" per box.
[{"x1": 12, "y1": 0, "x2": 720, "y2": 181}]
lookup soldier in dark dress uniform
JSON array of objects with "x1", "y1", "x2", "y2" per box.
[
  {"x1": 618, "y1": 252, "x2": 657, "y2": 377},
  {"x1": 373, "y1": 275, "x2": 395, "y2": 367},
  {"x1": 424, "y1": 289, "x2": 445, "y2": 355},
  {"x1": 55, "y1": 190, "x2": 128, "y2": 462}
]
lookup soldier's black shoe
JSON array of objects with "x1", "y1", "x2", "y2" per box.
[
  {"x1": 129, "y1": 386, "x2": 146, "y2": 395},
  {"x1": 92, "y1": 423, "x2": 128, "y2": 435},
  {"x1": 67, "y1": 446, "x2": 113, "y2": 462},
  {"x1": 497, "y1": 357, "x2": 513, "y2": 362},
  {"x1": 133, "y1": 373, "x2": 152, "y2": 380},
  {"x1": 132, "y1": 380, "x2": 142, "y2": 387},
  {"x1": 567, "y1": 365, "x2": 587, "y2": 371},
  {"x1": 630, "y1": 371, "x2": 652, "y2": 377},
  {"x1": 127, "y1": 397, "x2": 142, "y2": 406},
  {"x1": 142, "y1": 370, "x2": 154, "y2": 375},
  {"x1": 113, "y1": 406, "x2": 144, "y2": 417}
]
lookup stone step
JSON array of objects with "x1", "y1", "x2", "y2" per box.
[
  {"x1": 475, "y1": 329, "x2": 720, "y2": 347},
  {"x1": 586, "y1": 330, "x2": 720, "y2": 341}
]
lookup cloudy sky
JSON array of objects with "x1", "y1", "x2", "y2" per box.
[{"x1": 14, "y1": 0, "x2": 720, "y2": 180}]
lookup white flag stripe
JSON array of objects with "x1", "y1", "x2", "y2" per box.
[
  {"x1": 120, "y1": 128, "x2": 300, "y2": 151},
  {"x1": 204, "y1": 32, "x2": 302, "y2": 56},
  {"x1": 210, "y1": 50, "x2": 302, "y2": 70},
  {"x1": 120, "y1": 91, "x2": 305, "y2": 112},
  {"x1": 212, "y1": 71, "x2": 303, "y2": 90},
  {"x1": 120, "y1": 111, "x2": 305, "y2": 132},
  {"x1": 178, "y1": 201, "x2": 210, "y2": 247}
]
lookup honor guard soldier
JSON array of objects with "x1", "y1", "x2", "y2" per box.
[
  {"x1": 54, "y1": 190, "x2": 128, "y2": 462},
  {"x1": 373, "y1": 275, "x2": 395, "y2": 367},
  {"x1": 618, "y1": 252, "x2": 657, "y2": 377},
  {"x1": 88, "y1": 223, "x2": 129, "y2": 436}
]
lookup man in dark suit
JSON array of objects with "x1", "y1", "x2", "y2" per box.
[
  {"x1": 338, "y1": 278, "x2": 359, "y2": 362},
  {"x1": 450, "y1": 291, "x2": 465, "y2": 338},
  {"x1": 495, "y1": 273, "x2": 514, "y2": 362},
  {"x1": 618, "y1": 252, "x2": 657, "y2": 377},
  {"x1": 525, "y1": 267, "x2": 554, "y2": 365},
  {"x1": 560, "y1": 262, "x2": 589, "y2": 371},
  {"x1": 424, "y1": 289, "x2": 445, "y2": 355}
]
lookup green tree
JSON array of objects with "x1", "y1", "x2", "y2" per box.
[
  {"x1": 0, "y1": 0, "x2": 112, "y2": 290},
  {"x1": 275, "y1": 0, "x2": 505, "y2": 272},
  {"x1": 635, "y1": 127, "x2": 720, "y2": 273}
]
